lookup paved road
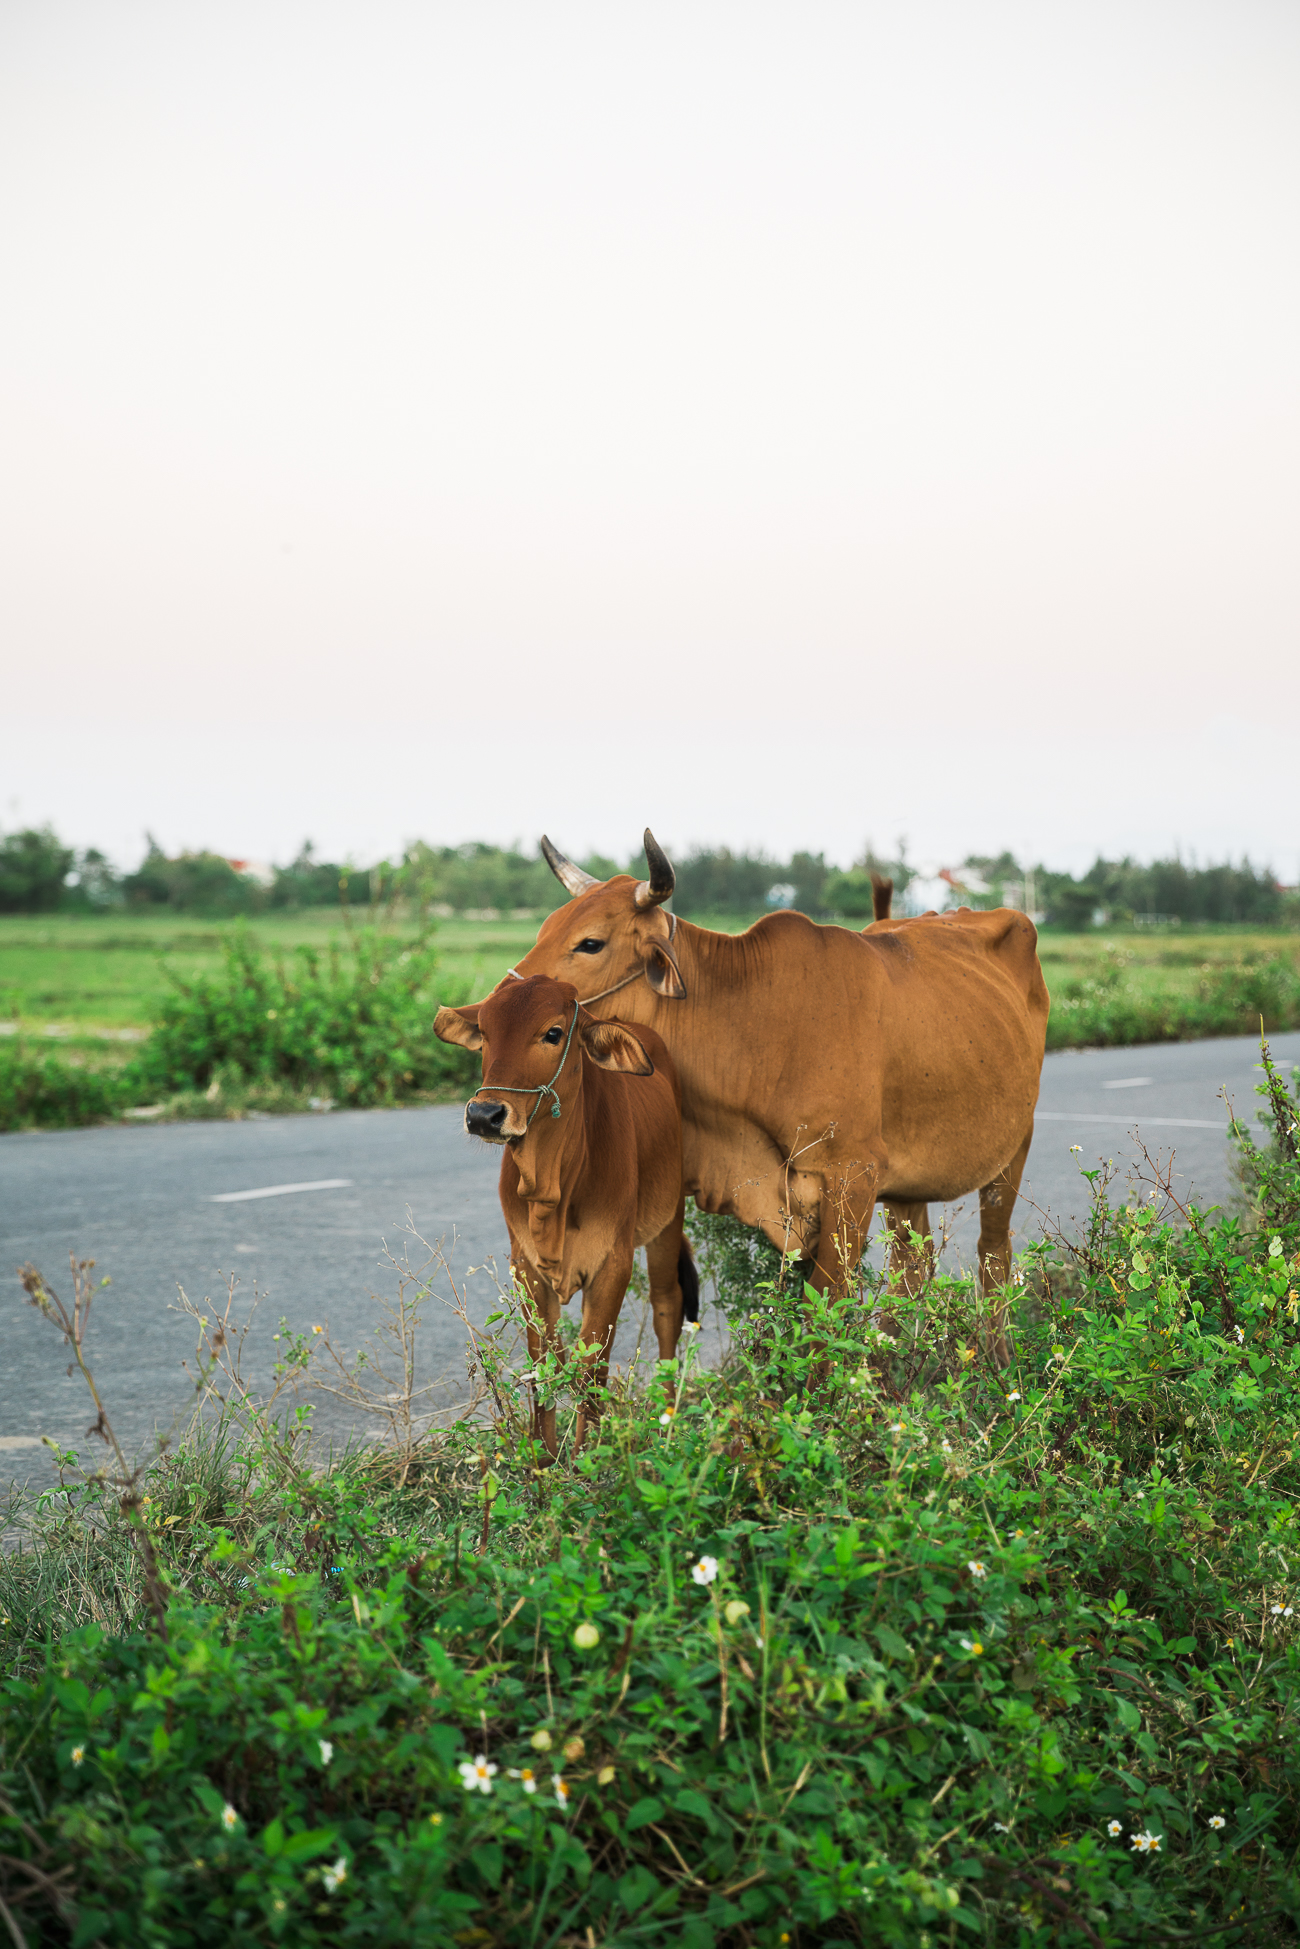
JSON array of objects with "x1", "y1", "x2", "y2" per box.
[{"x1": 3, "y1": 1030, "x2": 1295, "y2": 1480}]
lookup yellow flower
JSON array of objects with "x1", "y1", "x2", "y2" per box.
[{"x1": 597, "y1": 1764, "x2": 616, "y2": 1786}]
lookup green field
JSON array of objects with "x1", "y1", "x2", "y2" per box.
[{"x1": 1, "y1": 909, "x2": 1296, "y2": 1045}]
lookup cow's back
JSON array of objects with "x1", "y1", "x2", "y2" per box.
[{"x1": 636, "y1": 905, "x2": 1046, "y2": 1210}]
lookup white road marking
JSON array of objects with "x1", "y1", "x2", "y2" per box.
[
  {"x1": 210, "y1": 1178, "x2": 353, "y2": 1203},
  {"x1": 1035, "y1": 1112, "x2": 1224, "y2": 1129},
  {"x1": 1100, "y1": 1076, "x2": 1152, "y2": 1089}
]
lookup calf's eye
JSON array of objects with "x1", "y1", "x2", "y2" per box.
[
  {"x1": 542, "y1": 1027, "x2": 563, "y2": 1045},
  {"x1": 574, "y1": 938, "x2": 606, "y2": 954}
]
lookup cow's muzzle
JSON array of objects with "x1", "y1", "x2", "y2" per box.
[{"x1": 465, "y1": 1098, "x2": 511, "y2": 1141}]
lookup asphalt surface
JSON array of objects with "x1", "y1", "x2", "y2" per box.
[{"x1": 3, "y1": 1029, "x2": 1296, "y2": 1482}]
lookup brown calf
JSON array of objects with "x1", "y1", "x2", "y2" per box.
[{"x1": 434, "y1": 974, "x2": 697, "y2": 1458}]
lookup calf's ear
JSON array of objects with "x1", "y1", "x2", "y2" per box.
[
  {"x1": 637, "y1": 934, "x2": 687, "y2": 1000},
  {"x1": 580, "y1": 1019, "x2": 655, "y2": 1075},
  {"x1": 434, "y1": 1004, "x2": 484, "y2": 1051}
]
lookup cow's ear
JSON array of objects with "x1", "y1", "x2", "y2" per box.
[
  {"x1": 434, "y1": 1004, "x2": 484, "y2": 1051},
  {"x1": 579, "y1": 1018, "x2": 654, "y2": 1075},
  {"x1": 638, "y1": 935, "x2": 687, "y2": 1000}
]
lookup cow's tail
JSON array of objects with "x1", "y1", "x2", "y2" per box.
[
  {"x1": 679, "y1": 1238, "x2": 700, "y2": 1324},
  {"x1": 870, "y1": 872, "x2": 894, "y2": 921}
]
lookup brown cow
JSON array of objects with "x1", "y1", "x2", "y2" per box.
[
  {"x1": 477, "y1": 832, "x2": 1048, "y2": 1363},
  {"x1": 434, "y1": 975, "x2": 698, "y2": 1457}
]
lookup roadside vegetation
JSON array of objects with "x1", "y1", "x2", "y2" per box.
[
  {"x1": 1, "y1": 827, "x2": 1298, "y2": 1131},
  {"x1": 3, "y1": 1051, "x2": 1300, "y2": 1945}
]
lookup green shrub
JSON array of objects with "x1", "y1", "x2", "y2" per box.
[
  {"x1": 120, "y1": 925, "x2": 477, "y2": 1107},
  {"x1": 1047, "y1": 948, "x2": 1300, "y2": 1049},
  {"x1": 6, "y1": 1048, "x2": 1300, "y2": 1943},
  {"x1": 0, "y1": 824, "x2": 74, "y2": 912},
  {"x1": 0, "y1": 1038, "x2": 127, "y2": 1129}
]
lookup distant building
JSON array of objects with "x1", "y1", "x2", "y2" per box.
[{"x1": 227, "y1": 858, "x2": 276, "y2": 887}]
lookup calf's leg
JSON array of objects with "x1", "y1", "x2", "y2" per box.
[
  {"x1": 573, "y1": 1252, "x2": 634, "y2": 1454},
  {"x1": 514, "y1": 1256, "x2": 563, "y2": 1462}
]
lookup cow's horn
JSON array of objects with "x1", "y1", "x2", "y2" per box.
[
  {"x1": 540, "y1": 835, "x2": 601, "y2": 899},
  {"x1": 634, "y1": 828, "x2": 675, "y2": 909}
]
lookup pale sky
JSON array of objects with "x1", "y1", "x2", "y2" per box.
[{"x1": 2, "y1": 0, "x2": 1297, "y2": 876}]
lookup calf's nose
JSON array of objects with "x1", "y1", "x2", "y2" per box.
[{"x1": 466, "y1": 1098, "x2": 509, "y2": 1139}]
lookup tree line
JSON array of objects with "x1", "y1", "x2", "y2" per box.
[{"x1": 0, "y1": 825, "x2": 1291, "y2": 928}]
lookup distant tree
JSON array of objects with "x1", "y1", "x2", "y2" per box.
[
  {"x1": 123, "y1": 839, "x2": 255, "y2": 914},
  {"x1": 270, "y1": 842, "x2": 369, "y2": 910},
  {"x1": 63, "y1": 848, "x2": 123, "y2": 909},
  {"x1": 821, "y1": 869, "x2": 877, "y2": 918},
  {"x1": 0, "y1": 826, "x2": 74, "y2": 912},
  {"x1": 1041, "y1": 855, "x2": 1282, "y2": 928}
]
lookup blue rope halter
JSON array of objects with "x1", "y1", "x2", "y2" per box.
[{"x1": 471, "y1": 1000, "x2": 581, "y2": 1129}]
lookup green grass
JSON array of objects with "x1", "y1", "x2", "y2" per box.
[{"x1": 0, "y1": 911, "x2": 548, "y2": 1034}]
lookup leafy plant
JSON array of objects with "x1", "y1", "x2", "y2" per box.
[
  {"x1": 0, "y1": 1038, "x2": 128, "y2": 1129},
  {"x1": 125, "y1": 925, "x2": 477, "y2": 1107}
]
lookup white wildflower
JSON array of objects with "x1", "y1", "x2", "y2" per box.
[
  {"x1": 1234, "y1": 1326, "x2": 1245, "y2": 1344},
  {"x1": 507, "y1": 1767, "x2": 538, "y2": 1794},
  {"x1": 322, "y1": 1856, "x2": 348, "y2": 1892},
  {"x1": 1107, "y1": 1819, "x2": 1122, "y2": 1837},
  {"x1": 554, "y1": 1774, "x2": 570, "y2": 1807},
  {"x1": 658, "y1": 1409, "x2": 675, "y2": 1427},
  {"x1": 692, "y1": 1555, "x2": 720, "y2": 1586},
  {"x1": 318, "y1": 1739, "x2": 334, "y2": 1765},
  {"x1": 1006, "y1": 1390, "x2": 1021, "y2": 1404},
  {"x1": 458, "y1": 1754, "x2": 498, "y2": 1794},
  {"x1": 221, "y1": 1803, "x2": 238, "y2": 1831},
  {"x1": 70, "y1": 1745, "x2": 85, "y2": 1767},
  {"x1": 1130, "y1": 1830, "x2": 1161, "y2": 1853},
  {"x1": 968, "y1": 1560, "x2": 988, "y2": 1580},
  {"x1": 1208, "y1": 1814, "x2": 1226, "y2": 1830}
]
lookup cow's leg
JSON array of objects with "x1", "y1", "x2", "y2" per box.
[
  {"x1": 514, "y1": 1256, "x2": 563, "y2": 1462},
  {"x1": 881, "y1": 1198, "x2": 935, "y2": 1295},
  {"x1": 572, "y1": 1253, "x2": 633, "y2": 1455},
  {"x1": 645, "y1": 1199, "x2": 687, "y2": 1360},
  {"x1": 806, "y1": 1170, "x2": 877, "y2": 1296},
  {"x1": 977, "y1": 1124, "x2": 1034, "y2": 1367}
]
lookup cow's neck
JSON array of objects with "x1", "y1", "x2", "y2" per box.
[{"x1": 510, "y1": 1080, "x2": 590, "y2": 1272}]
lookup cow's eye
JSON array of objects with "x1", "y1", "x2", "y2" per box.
[
  {"x1": 541, "y1": 1026, "x2": 563, "y2": 1045},
  {"x1": 574, "y1": 938, "x2": 605, "y2": 954}
]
